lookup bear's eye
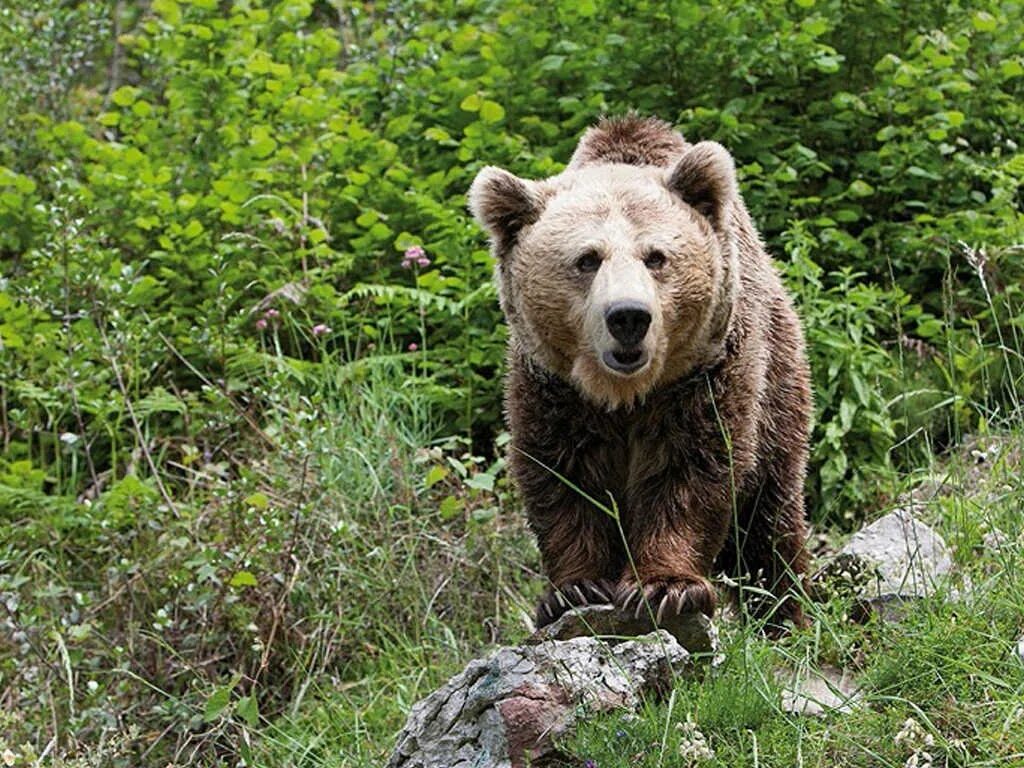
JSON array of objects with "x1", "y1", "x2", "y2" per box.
[
  {"x1": 644, "y1": 250, "x2": 667, "y2": 270},
  {"x1": 575, "y1": 251, "x2": 602, "y2": 273}
]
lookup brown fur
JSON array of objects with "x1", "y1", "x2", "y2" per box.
[
  {"x1": 568, "y1": 114, "x2": 690, "y2": 170},
  {"x1": 469, "y1": 116, "x2": 812, "y2": 632}
]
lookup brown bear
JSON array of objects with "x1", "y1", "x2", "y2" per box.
[{"x1": 469, "y1": 116, "x2": 811, "y2": 632}]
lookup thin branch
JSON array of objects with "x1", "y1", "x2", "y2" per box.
[
  {"x1": 98, "y1": 324, "x2": 180, "y2": 518},
  {"x1": 101, "y1": 1, "x2": 126, "y2": 112}
]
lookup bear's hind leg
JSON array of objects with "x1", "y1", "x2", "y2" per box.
[{"x1": 732, "y1": 457, "x2": 810, "y2": 633}]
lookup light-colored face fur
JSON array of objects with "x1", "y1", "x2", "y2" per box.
[{"x1": 470, "y1": 142, "x2": 739, "y2": 410}]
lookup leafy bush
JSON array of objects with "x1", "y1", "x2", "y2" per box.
[{"x1": 3, "y1": 0, "x2": 1022, "y2": 519}]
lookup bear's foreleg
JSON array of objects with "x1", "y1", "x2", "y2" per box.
[
  {"x1": 613, "y1": 484, "x2": 730, "y2": 623},
  {"x1": 513, "y1": 454, "x2": 623, "y2": 627},
  {"x1": 531, "y1": 505, "x2": 622, "y2": 627}
]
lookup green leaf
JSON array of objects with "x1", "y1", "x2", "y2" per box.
[
  {"x1": 839, "y1": 399, "x2": 856, "y2": 431},
  {"x1": 471, "y1": 507, "x2": 497, "y2": 524},
  {"x1": 236, "y1": 695, "x2": 259, "y2": 727},
  {"x1": 971, "y1": 11, "x2": 997, "y2": 31},
  {"x1": 249, "y1": 127, "x2": 278, "y2": 159},
  {"x1": 182, "y1": 219, "x2": 204, "y2": 239},
  {"x1": 459, "y1": 93, "x2": 483, "y2": 112},
  {"x1": 135, "y1": 386, "x2": 185, "y2": 416},
  {"x1": 540, "y1": 55, "x2": 566, "y2": 71},
  {"x1": 356, "y1": 210, "x2": 380, "y2": 227},
  {"x1": 204, "y1": 686, "x2": 232, "y2": 722},
  {"x1": 243, "y1": 492, "x2": 269, "y2": 509},
  {"x1": 479, "y1": 100, "x2": 506, "y2": 123},
  {"x1": 439, "y1": 495, "x2": 462, "y2": 520},
  {"x1": 112, "y1": 86, "x2": 139, "y2": 107},
  {"x1": 1000, "y1": 59, "x2": 1023, "y2": 78},
  {"x1": 424, "y1": 127, "x2": 452, "y2": 143},
  {"x1": 465, "y1": 473, "x2": 495, "y2": 492},
  {"x1": 847, "y1": 180, "x2": 874, "y2": 198},
  {"x1": 152, "y1": 0, "x2": 182, "y2": 24},
  {"x1": 125, "y1": 276, "x2": 167, "y2": 308},
  {"x1": 229, "y1": 570, "x2": 258, "y2": 588},
  {"x1": 425, "y1": 465, "x2": 448, "y2": 489},
  {"x1": 942, "y1": 110, "x2": 965, "y2": 128}
]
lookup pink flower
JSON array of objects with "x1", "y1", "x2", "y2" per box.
[
  {"x1": 401, "y1": 245, "x2": 430, "y2": 269},
  {"x1": 407, "y1": 342, "x2": 418, "y2": 352},
  {"x1": 265, "y1": 308, "x2": 280, "y2": 319},
  {"x1": 312, "y1": 324, "x2": 331, "y2": 336},
  {"x1": 255, "y1": 318, "x2": 268, "y2": 330}
]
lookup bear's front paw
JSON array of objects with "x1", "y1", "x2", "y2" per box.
[
  {"x1": 615, "y1": 575, "x2": 716, "y2": 622},
  {"x1": 535, "y1": 578, "x2": 616, "y2": 627}
]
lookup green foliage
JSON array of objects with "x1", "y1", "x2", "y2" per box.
[{"x1": 2, "y1": 0, "x2": 1022, "y2": 523}]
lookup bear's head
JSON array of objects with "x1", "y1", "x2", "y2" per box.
[{"x1": 469, "y1": 138, "x2": 740, "y2": 410}]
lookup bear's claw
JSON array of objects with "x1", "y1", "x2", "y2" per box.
[
  {"x1": 615, "y1": 577, "x2": 716, "y2": 623},
  {"x1": 535, "y1": 578, "x2": 616, "y2": 627}
]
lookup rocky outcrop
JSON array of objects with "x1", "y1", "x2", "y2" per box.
[{"x1": 386, "y1": 626, "x2": 696, "y2": 768}]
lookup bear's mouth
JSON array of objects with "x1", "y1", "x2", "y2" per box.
[{"x1": 602, "y1": 347, "x2": 649, "y2": 375}]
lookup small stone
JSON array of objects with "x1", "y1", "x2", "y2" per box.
[
  {"x1": 833, "y1": 507, "x2": 954, "y2": 619},
  {"x1": 777, "y1": 664, "x2": 861, "y2": 716},
  {"x1": 982, "y1": 529, "x2": 1009, "y2": 552},
  {"x1": 1016, "y1": 635, "x2": 1024, "y2": 664}
]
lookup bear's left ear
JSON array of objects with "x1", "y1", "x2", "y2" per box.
[
  {"x1": 468, "y1": 166, "x2": 543, "y2": 253},
  {"x1": 666, "y1": 142, "x2": 737, "y2": 229}
]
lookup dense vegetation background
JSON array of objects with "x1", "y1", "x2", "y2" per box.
[{"x1": 1, "y1": 0, "x2": 1022, "y2": 765}]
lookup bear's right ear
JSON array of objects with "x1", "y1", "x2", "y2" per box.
[{"x1": 468, "y1": 167, "x2": 542, "y2": 252}]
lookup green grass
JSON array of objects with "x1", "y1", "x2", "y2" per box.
[{"x1": 0, "y1": 356, "x2": 539, "y2": 766}]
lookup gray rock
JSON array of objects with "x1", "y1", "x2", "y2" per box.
[
  {"x1": 386, "y1": 630, "x2": 691, "y2": 768},
  {"x1": 530, "y1": 604, "x2": 718, "y2": 656},
  {"x1": 777, "y1": 664, "x2": 862, "y2": 716},
  {"x1": 1016, "y1": 635, "x2": 1024, "y2": 665},
  {"x1": 837, "y1": 506, "x2": 954, "y2": 607}
]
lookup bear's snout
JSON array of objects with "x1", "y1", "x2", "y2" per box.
[
  {"x1": 602, "y1": 301, "x2": 652, "y2": 374},
  {"x1": 605, "y1": 301, "x2": 652, "y2": 347}
]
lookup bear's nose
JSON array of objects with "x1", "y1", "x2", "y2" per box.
[{"x1": 604, "y1": 302, "x2": 652, "y2": 347}]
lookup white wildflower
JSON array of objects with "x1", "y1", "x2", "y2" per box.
[
  {"x1": 895, "y1": 717, "x2": 927, "y2": 748},
  {"x1": 677, "y1": 716, "x2": 714, "y2": 764}
]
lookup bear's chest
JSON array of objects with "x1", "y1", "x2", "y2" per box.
[{"x1": 576, "y1": 406, "x2": 688, "y2": 499}]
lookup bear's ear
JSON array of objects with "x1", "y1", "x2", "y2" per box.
[
  {"x1": 666, "y1": 142, "x2": 736, "y2": 228},
  {"x1": 468, "y1": 166, "x2": 542, "y2": 252}
]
